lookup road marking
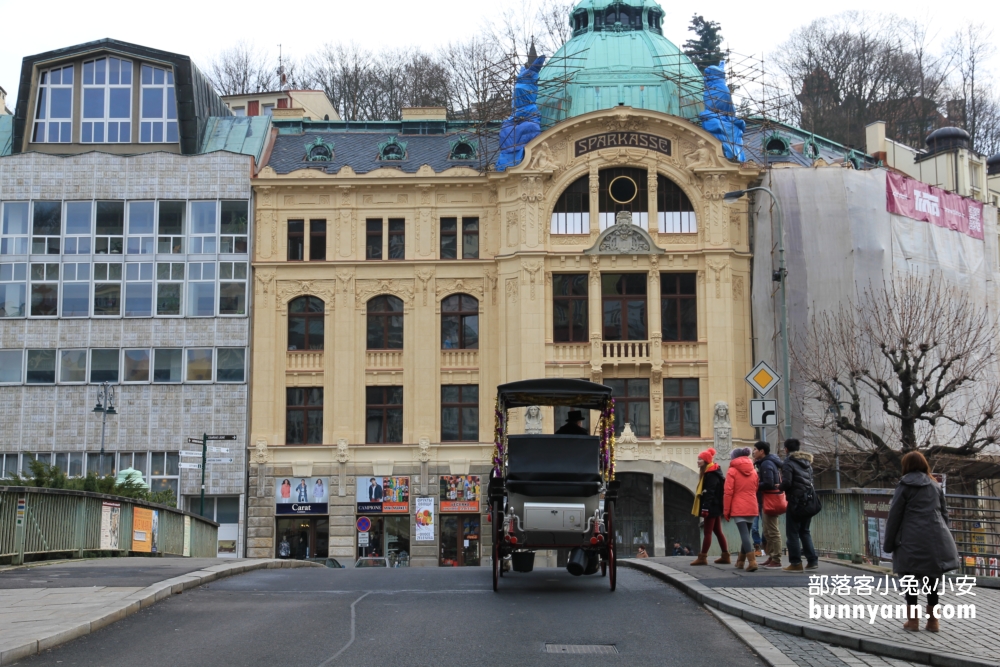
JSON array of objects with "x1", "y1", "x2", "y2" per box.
[{"x1": 317, "y1": 591, "x2": 370, "y2": 667}]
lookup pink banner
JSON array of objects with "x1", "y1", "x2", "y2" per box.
[{"x1": 885, "y1": 172, "x2": 984, "y2": 240}]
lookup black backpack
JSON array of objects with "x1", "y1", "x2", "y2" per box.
[{"x1": 790, "y1": 485, "x2": 822, "y2": 520}]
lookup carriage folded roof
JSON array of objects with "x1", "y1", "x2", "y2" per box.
[{"x1": 495, "y1": 378, "x2": 613, "y2": 410}]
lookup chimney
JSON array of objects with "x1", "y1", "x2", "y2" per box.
[{"x1": 865, "y1": 121, "x2": 886, "y2": 163}]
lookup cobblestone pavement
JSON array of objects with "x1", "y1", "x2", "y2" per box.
[
  {"x1": 748, "y1": 619, "x2": 923, "y2": 667},
  {"x1": 716, "y1": 584, "x2": 1000, "y2": 660}
]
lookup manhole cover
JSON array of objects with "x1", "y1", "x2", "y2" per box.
[{"x1": 544, "y1": 644, "x2": 618, "y2": 654}]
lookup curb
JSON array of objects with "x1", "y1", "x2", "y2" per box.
[
  {"x1": 0, "y1": 559, "x2": 321, "y2": 666},
  {"x1": 621, "y1": 559, "x2": 998, "y2": 667},
  {"x1": 705, "y1": 606, "x2": 799, "y2": 667}
]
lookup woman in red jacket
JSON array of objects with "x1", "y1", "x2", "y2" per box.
[{"x1": 725, "y1": 447, "x2": 761, "y2": 571}]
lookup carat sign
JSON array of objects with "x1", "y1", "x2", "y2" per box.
[{"x1": 745, "y1": 361, "x2": 781, "y2": 396}]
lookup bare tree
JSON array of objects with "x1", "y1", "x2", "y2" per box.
[
  {"x1": 206, "y1": 41, "x2": 280, "y2": 96},
  {"x1": 795, "y1": 274, "x2": 1000, "y2": 481},
  {"x1": 948, "y1": 23, "x2": 999, "y2": 154}
]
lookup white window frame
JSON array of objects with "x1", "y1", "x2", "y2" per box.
[
  {"x1": 89, "y1": 348, "x2": 120, "y2": 384},
  {"x1": 1, "y1": 202, "x2": 30, "y2": 255},
  {"x1": 61, "y1": 262, "x2": 92, "y2": 318},
  {"x1": 124, "y1": 262, "x2": 154, "y2": 317},
  {"x1": 122, "y1": 348, "x2": 152, "y2": 383},
  {"x1": 25, "y1": 349, "x2": 57, "y2": 384},
  {"x1": 152, "y1": 348, "x2": 183, "y2": 383},
  {"x1": 185, "y1": 347, "x2": 214, "y2": 382},
  {"x1": 216, "y1": 347, "x2": 246, "y2": 383},
  {"x1": 58, "y1": 348, "x2": 89, "y2": 384},
  {"x1": 0, "y1": 348, "x2": 24, "y2": 384},
  {"x1": 186, "y1": 262, "x2": 216, "y2": 317},
  {"x1": 189, "y1": 201, "x2": 218, "y2": 254},
  {"x1": 219, "y1": 201, "x2": 249, "y2": 254},
  {"x1": 218, "y1": 261, "x2": 247, "y2": 316},
  {"x1": 157, "y1": 201, "x2": 185, "y2": 254},
  {"x1": 81, "y1": 57, "x2": 133, "y2": 144},
  {"x1": 64, "y1": 202, "x2": 94, "y2": 255},
  {"x1": 148, "y1": 451, "x2": 179, "y2": 496},
  {"x1": 28, "y1": 262, "x2": 59, "y2": 318},
  {"x1": 126, "y1": 201, "x2": 155, "y2": 255},
  {"x1": 32, "y1": 65, "x2": 74, "y2": 143},
  {"x1": 139, "y1": 64, "x2": 178, "y2": 143},
  {"x1": 92, "y1": 262, "x2": 123, "y2": 317},
  {"x1": 155, "y1": 261, "x2": 184, "y2": 317},
  {"x1": 0, "y1": 262, "x2": 27, "y2": 319}
]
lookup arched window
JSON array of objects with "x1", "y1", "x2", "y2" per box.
[
  {"x1": 288, "y1": 296, "x2": 324, "y2": 350},
  {"x1": 441, "y1": 294, "x2": 479, "y2": 349},
  {"x1": 450, "y1": 141, "x2": 476, "y2": 160},
  {"x1": 366, "y1": 295, "x2": 404, "y2": 349},
  {"x1": 551, "y1": 175, "x2": 590, "y2": 234},
  {"x1": 379, "y1": 137, "x2": 406, "y2": 161},
  {"x1": 764, "y1": 134, "x2": 790, "y2": 156},
  {"x1": 309, "y1": 144, "x2": 332, "y2": 161},
  {"x1": 599, "y1": 167, "x2": 648, "y2": 230},
  {"x1": 656, "y1": 175, "x2": 697, "y2": 234}
]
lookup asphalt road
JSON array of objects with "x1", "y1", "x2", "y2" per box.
[
  {"x1": 0, "y1": 558, "x2": 242, "y2": 589},
  {"x1": 14, "y1": 565, "x2": 767, "y2": 667}
]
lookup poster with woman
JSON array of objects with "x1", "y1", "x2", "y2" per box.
[{"x1": 275, "y1": 477, "x2": 330, "y2": 515}]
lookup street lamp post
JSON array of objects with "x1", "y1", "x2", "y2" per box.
[
  {"x1": 724, "y1": 186, "x2": 792, "y2": 441},
  {"x1": 92, "y1": 381, "x2": 118, "y2": 465}
]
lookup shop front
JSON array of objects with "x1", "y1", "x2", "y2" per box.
[
  {"x1": 356, "y1": 476, "x2": 411, "y2": 566},
  {"x1": 438, "y1": 475, "x2": 482, "y2": 567},
  {"x1": 275, "y1": 476, "x2": 330, "y2": 560}
]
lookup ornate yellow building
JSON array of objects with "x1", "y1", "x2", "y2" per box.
[{"x1": 246, "y1": 102, "x2": 758, "y2": 565}]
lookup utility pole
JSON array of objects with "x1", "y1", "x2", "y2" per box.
[{"x1": 200, "y1": 433, "x2": 207, "y2": 517}]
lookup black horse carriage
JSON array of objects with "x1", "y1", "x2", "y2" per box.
[{"x1": 489, "y1": 378, "x2": 619, "y2": 592}]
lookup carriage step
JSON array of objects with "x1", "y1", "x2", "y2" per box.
[{"x1": 544, "y1": 644, "x2": 619, "y2": 655}]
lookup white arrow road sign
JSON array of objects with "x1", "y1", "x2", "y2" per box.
[
  {"x1": 206, "y1": 457, "x2": 235, "y2": 464},
  {"x1": 208, "y1": 447, "x2": 230, "y2": 453},
  {"x1": 179, "y1": 451, "x2": 201, "y2": 458},
  {"x1": 178, "y1": 462, "x2": 202, "y2": 470},
  {"x1": 750, "y1": 399, "x2": 778, "y2": 427}
]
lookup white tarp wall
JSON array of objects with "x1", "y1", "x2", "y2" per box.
[{"x1": 750, "y1": 167, "x2": 1000, "y2": 448}]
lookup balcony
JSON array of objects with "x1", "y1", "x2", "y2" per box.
[
  {"x1": 286, "y1": 350, "x2": 323, "y2": 372},
  {"x1": 548, "y1": 343, "x2": 591, "y2": 364},
  {"x1": 441, "y1": 349, "x2": 479, "y2": 368},
  {"x1": 366, "y1": 350, "x2": 403, "y2": 369},
  {"x1": 662, "y1": 342, "x2": 705, "y2": 362},
  {"x1": 601, "y1": 340, "x2": 651, "y2": 366}
]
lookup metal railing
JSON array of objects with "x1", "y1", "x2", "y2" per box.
[
  {"x1": 0, "y1": 486, "x2": 219, "y2": 565},
  {"x1": 810, "y1": 489, "x2": 1000, "y2": 576}
]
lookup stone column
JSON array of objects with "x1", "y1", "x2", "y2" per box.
[{"x1": 652, "y1": 477, "x2": 665, "y2": 557}]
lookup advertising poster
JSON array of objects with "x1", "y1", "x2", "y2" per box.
[
  {"x1": 863, "y1": 494, "x2": 892, "y2": 563},
  {"x1": 439, "y1": 475, "x2": 480, "y2": 512},
  {"x1": 886, "y1": 172, "x2": 985, "y2": 240},
  {"x1": 415, "y1": 497, "x2": 435, "y2": 541},
  {"x1": 276, "y1": 476, "x2": 330, "y2": 515},
  {"x1": 151, "y1": 510, "x2": 159, "y2": 554},
  {"x1": 356, "y1": 476, "x2": 410, "y2": 514},
  {"x1": 183, "y1": 515, "x2": 191, "y2": 557},
  {"x1": 133, "y1": 507, "x2": 153, "y2": 553},
  {"x1": 100, "y1": 501, "x2": 121, "y2": 550}
]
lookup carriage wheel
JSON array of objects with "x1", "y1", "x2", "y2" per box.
[
  {"x1": 492, "y1": 501, "x2": 501, "y2": 591},
  {"x1": 607, "y1": 500, "x2": 617, "y2": 592}
]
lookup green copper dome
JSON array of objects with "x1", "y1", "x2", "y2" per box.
[{"x1": 538, "y1": 0, "x2": 704, "y2": 127}]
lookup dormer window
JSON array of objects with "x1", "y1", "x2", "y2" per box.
[
  {"x1": 449, "y1": 138, "x2": 476, "y2": 160},
  {"x1": 572, "y1": 9, "x2": 589, "y2": 33},
  {"x1": 140, "y1": 65, "x2": 177, "y2": 143},
  {"x1": 305, "y1": 137, "x2": 334, "y2": 162},
  {"x1": 378, "y1": 137, "x2": 406, "y2": 161},
  {"x1": 82, "y1": 57, "x2": 133, "y2": 143},
  {"x1": 764, "y1": 134, "x2": 790, "y2": 156},
  {"x1": 33, "y1": 65, "x2": 74, "y2": 143}
]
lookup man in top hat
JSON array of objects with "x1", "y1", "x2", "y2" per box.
[{"x1": 556, "y1": 410, "x2": 588, "y2": 435}]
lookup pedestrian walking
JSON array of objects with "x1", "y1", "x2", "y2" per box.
[
  {"x1": 690, "y1": 447, "x2": 729, "y2": 565},
  {"x1": 724, "y1": 447, "x2": 760, "y2": 571},
  {"x1": 753, "y1": 441, "x2": 785, "y2": 568},
  {"x1": 882, "y1": 451, "x2": 959, "y2": 633},
  {"x1": 780, "y1": 439, "x2": 820, "y2": 571}
]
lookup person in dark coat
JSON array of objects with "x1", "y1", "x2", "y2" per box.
[
  {"x1": 690, "y1": 447, "x2": 730, "y2": 565},
  {"x1": 555, "y1": 410, "x2": 588, "y2": 435},
  {"x1": 882, "y1": 451, "x2": 959, "y2": 633},
  {"x1": 753, "y1": 441, "x2": 784, "y2": 568},
  {"x1": 780, "y1": 439, "x2": 818, "y2": 571}
]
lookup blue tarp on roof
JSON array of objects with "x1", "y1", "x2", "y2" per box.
[
  {"x1": 199, "y1": 116, "x2": 271, "y2": 162},
  {"x1": 0, "y1": 116, "x2": 13, "y2": 157}
]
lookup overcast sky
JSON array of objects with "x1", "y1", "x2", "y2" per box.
[{"x1": 0, "y1": 0, "x2": 994, "y2": 110}]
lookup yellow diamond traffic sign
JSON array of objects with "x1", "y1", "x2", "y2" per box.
[{"x1": 745, "y1": 360, "x2": 781, "y2": 396}]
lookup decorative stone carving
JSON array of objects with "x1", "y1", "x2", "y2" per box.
[
  {"x1": 524, "y1": 406, "x2": 543, "y2": 434},
  {"x1": 485, "y1": 269, "x2": 498, "y2": 305},
  {"x1": 617, "y1": 423, "x2": 639, "y2": 460},
  {"x1": 706, "y1": 258, "x2": 727, "y2": 298},
  {"x1": 415, "y1": 268, "x2": 434, "y2": 305},
  {"x1": 519, "y1": 175, "x2": 544, "y2": 202},
  {"x1": 336, "y1": 269, "x2": 354, "y2": 294},
  {"x1": 435, "y1": 278, "x2": 484, "y2": 300},
  {"x1": 505, "y1": 278, "x2": 518, "y2": 304},
  {"x1": 336, "y1": 439, "x2": 350, "y2": 463},
  {"x1": 506, "y1": 210, "x2": 520, "y2": 245},
  {"x1": 735, "y1": 396, "x2": 748, "y2": 422},
  {"x1": 585, "y1": 211, "x2": 664, "y2": 256},
  {"x1": 713, "y1": 401, "x2": 732, "y2": 457},
  {"x1": 253, "y1": 438, "x2": 272, "y2": 464},
  {"x1": 522, "y1": 260, "x2": 542, "y2": 300},
  {"x1": 418, "y1": 437, "x2": 431, "y2": 462},
  {"x1": 683, "y1": 139, "x2": 717, "y2": 169},
  {"x1": 732, "y1": 275, "x2": 744, "y2": 299},
  {"x1": 255, "y1": 269, "x2": 275, "y2": 307},
  {"x1": 603, "y1": 112, "x2": 642, "y2": 133},
  {"x1": 527, "y1": 141, "x2": 559, "y2": 171},
  {"x1": 276, "y1": 280, "x2": 336, "y2": 312},
  {"x1": 355, "y1": 279, "x2": 414, "y2": 308}
]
